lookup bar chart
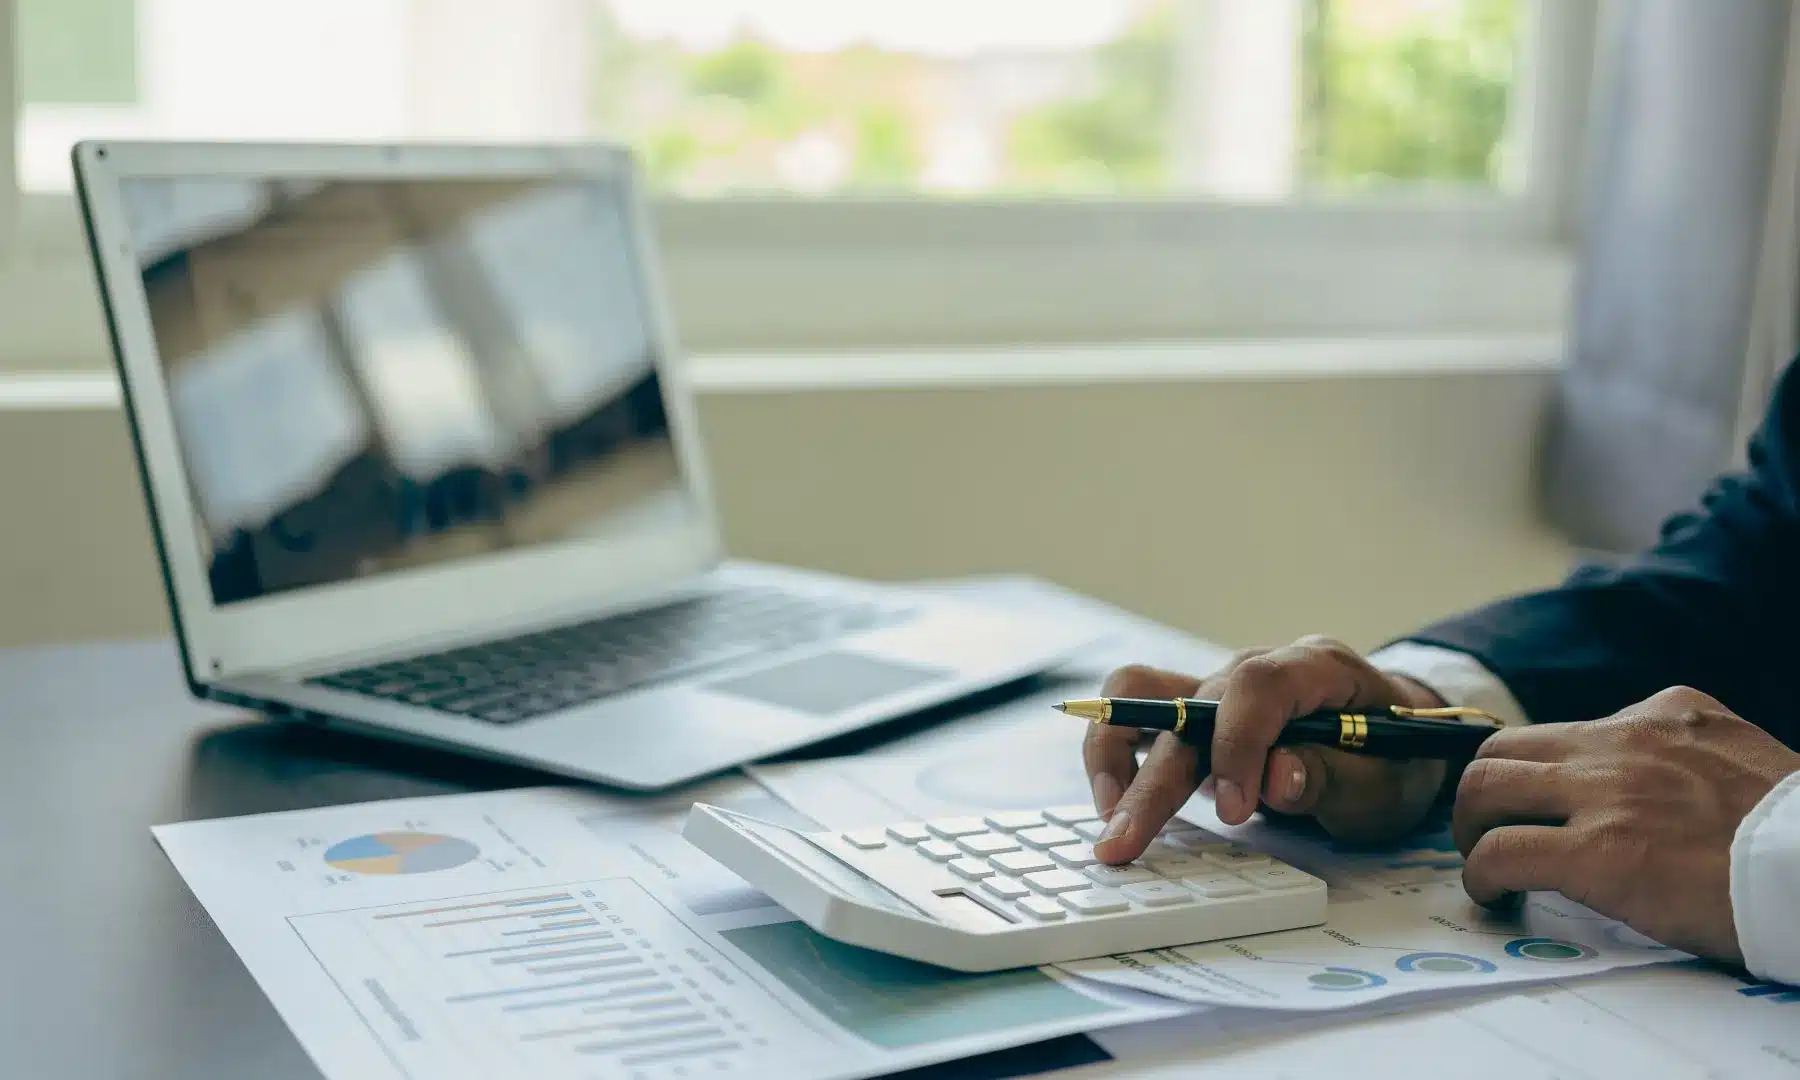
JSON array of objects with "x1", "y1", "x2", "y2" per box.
[{"x1": 290, "y1": 879, "x2": 815, "y2": 1078}]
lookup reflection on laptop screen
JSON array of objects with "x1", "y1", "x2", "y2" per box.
[{"x1": 121, "y1": 175, "x2": 695, "y2": 606}]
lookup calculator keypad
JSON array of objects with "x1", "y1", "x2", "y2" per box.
[
  {"x1": 949, "y1": 857, "x2": 995, "y2": 881},
  {"x1": 992, "y1": 850, "x2": 1056, "y2": 875},
  {"x1": 878, "y1": 812, "x2": 1320, "y2": 924},
  {"x1": 1017, "y1": 825, "x2": 1082, "y2": 849},
  {"x1": 958, "y1": 833, "x2": 1021, "y2": 857},
  {"x1": 917, "y1": 840, "x2": 961, "y2": 862}
]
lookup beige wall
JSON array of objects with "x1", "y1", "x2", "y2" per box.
[{"x1": 0, "y1": 370, "x2": 1573, "y2": 653}]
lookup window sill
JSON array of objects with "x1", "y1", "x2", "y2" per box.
[
  {"x1": 0, "y1": 334, "x2": 1564, "y2": 413},
  {"x1": 684, "y1": 335, "x2": 1564, "y2": 392}
]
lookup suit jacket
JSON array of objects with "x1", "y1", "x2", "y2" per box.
[{"x1": 1404, "y1": 358, "x2": 1800, "y2": 745}]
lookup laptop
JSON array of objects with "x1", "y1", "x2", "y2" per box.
[{"x1": 73, "y1": 140, "x2": 1089, "y2": 790}]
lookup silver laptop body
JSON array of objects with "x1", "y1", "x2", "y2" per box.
[{"x1": 74, "y1": 140, "x2": 1089, "y2": 790}]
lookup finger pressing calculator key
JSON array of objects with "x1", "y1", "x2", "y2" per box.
[{"x1": 684, "y1": 802, "x2": 1327, "y2": 973}]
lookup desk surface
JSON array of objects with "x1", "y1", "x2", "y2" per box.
[
  {"x1": 0, "y1": 640, "x2": 564, "y2": 1079},
  {"x1": 0, "y1": 638, "x2": 1130, "y2": 1080}
]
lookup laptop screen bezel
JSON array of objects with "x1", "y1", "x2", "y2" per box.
[{"x1": 74, "y1": 140, "x2": 724, "y2": 682}]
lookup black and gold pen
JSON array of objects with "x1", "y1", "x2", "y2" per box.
[{"x1": 1055, "y1": 698, "x2": 1501, "y2": 760}]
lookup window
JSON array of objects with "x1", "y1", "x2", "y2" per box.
[
  {"x1": 15, "y1": 0, "x2": 138, "y2": 191},
  {"x1": 600, "y1": 0, "x2": 1526, "y2": 200},
  {"x1": 2, "y1": 0, "x2": 1594, "y2": 366},
  {"x1": 15, "y1": 0, "x2": 1528, "y2": 197}
]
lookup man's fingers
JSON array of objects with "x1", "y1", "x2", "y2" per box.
[
  {"x1": 1100, "y1": 664, "x2": 1206, "y2": 701},
  {"x1": 1095, "y1": 732, "x2": 1200, "y2": 864},
  {"x1": 1212, "y1": 641, "x2": 1377, "y2": 824},
  {"x1": 1263, "y1": 746, "x2": 1326, "y2": 815},
  {"x1": 1451, "y1": 759, "x2": 1573, "y2": 856},
  {"x1": 1265, "y1": 748, "x2": 1446, "y2": 843},
  {"x1": 1461, "y1": 825, "x2": 1574, "y2": 907},
  {"x1": 1084, "y1": 665, "x2": 1203, "y2": 816},
  {"x1": 1082, "y1": 724, "x2": 1143, "y2": 817}
]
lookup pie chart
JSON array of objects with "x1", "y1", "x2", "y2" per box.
[{"x1": 325, "y1": 831, "x2": 480, "y2": 875}]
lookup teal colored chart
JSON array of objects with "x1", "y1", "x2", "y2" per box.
[
  {"x1": 720, "y1": 920, "x2": 1115, "y2": 1049},
  {"x1": 1307, "y1": 967, "x2": 1387, "y2": 991},
  {"x1": 1505, "y1": 938, "x2": 1597, "y2": 962},
  {"x1": 1396, "y1": 951, "x2": 1498, "y2": 974}
]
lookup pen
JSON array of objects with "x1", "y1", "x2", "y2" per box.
[{"x1": 1054, "y1": 698, "x2": 1502, "y2": 760}]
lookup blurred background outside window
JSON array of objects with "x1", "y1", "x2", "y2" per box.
[{"x1": 14, "y1": 0, "x2": 1526, "y2": 202}]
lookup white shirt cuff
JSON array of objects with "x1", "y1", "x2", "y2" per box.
[
  {"x1": 1733, "y1": 770, "x2": 1800, "y2": 985},
  {"x1": 1366, "y1": 642, "x2": 1533, "y2": 728}
]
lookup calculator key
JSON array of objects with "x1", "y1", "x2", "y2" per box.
[
  {"x1": 1023, "y1": 868, "x2": 1092, "y2": 895},
  {"x1": 928, "y1": 817, "x2": 990, "y2": 839},
  {"x1": 1163, "y1": 832, "x2": 1231, "y2": 853},
  {"x1": 992, "y1": 851, "x2": 1056, "y2": 875},
  {"x1": 886, "y1": 823, "x2": 931, "y2": 844},
  {"x1": 1072, "y1": 820, "x2": 1107, "y2": 842},
  {"x1": 1085, "y1": 863, "x2": 1158, "y2": 887},
  {"x1": 1204, "y1": 848, "x2": 1273, "y2": 870},
  {"x1": 842, "y1": 829, "x2": 888, "y2": 850},
  {"x1": 957, "y1": 833, "x2": 1021, "y2": 857},
  {"x1": 1183, "y1": 875, "x2": 1255, "y2": 898},
  {"x1": 1144, "y1": 854, "x2": 1212, "y2": 878},
  {"x1": 1044, "y1": 804, "x2": 1101, "y2": 826},
  {"x1": 981, "y1": 876, "x2": 1032, "y2": 901},
  {"x1": 984, "y1": 811, "x2": 1045, "y2": 832},
  {"x1": 949, "y1": 857, "x2": 996, "y2": 881},
  {"x1": 1049, "y1": 843, "x2": 1100, "y2": 868},
  {"x1": 918, "y1": 840, "x2": 961, "y2": 862},
  {"x1": 1244, "y1": 866, "x2": 1316, "y2": 891},
  {"x1": 1017, "y1": 825, "x2": 1082, "y2": 850},
  {"x1": 1017, "y1": 896, "x2": 1068, "y2": 921},
  {"x1": 1123, "y1": 881, "x2": 1195, "y2": 907},
  {"x1": 1060, "y1": 888, "x2": 1130, "y2": 915}
]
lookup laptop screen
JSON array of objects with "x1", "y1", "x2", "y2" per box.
[{"x1": 120, "y1": 174, "x2": 697, "y2": 606}]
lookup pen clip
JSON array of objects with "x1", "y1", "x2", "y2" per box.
[{"x1": 1388, "y1": 704, "x2": 1503, "y2": 726}]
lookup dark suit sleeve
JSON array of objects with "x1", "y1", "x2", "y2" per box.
[{"x1": 1402, "y1": 360, "x2": 1800, "y2": 745}]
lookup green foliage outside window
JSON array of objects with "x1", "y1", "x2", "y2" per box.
[{"x1": 615, "y1": 0, "x2": 1523, "y2": 196}]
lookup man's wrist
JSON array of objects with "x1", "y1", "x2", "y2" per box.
[{"x1": 1367, "y1": 642, "x2": 1534, "y2": 729}]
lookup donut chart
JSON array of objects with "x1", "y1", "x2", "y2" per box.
[
  {"x1": 1396, "y1": 951, "x2": 1498, "y2": 974},
  {"x1": 325, "y1": 831, "x2": 481, "y2": 876},
  {"x1": 1504, "y1": 938, "x2": 1596, "y2": 963},
  {"x1": 1307, "y1": 967, "x2": 1388, "y2": 991}
]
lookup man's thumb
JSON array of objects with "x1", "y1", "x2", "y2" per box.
[{"x1": 1263, "y1": 746, "x2": 1329, "y2": 815}]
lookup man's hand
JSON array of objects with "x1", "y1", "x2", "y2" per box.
[
  {"x1": 1455, "y1": 686, "x2": 1800, "y2": 963},
  {"x1": 1083, "y1": 637, "x2": 1453, "y2": 864}
]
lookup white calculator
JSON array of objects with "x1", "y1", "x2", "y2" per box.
[{"x1": 683, "y1": 802, "x2": 1327, "y2": 972}]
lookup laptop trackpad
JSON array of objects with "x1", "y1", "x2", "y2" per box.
[{"x1": 705, "y1": 652, "x2": 950, "y2": 716}]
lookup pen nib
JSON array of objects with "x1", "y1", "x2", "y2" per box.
[
  {"x1": 1051, "y1": 702, "x2": 1068, "y2": 713},
  {"x1": 1056, "y1": 699, "x2": 1112, "y2": 724}
]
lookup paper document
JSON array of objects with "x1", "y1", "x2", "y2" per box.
[
  {"x1": 753, "y1": 710, "x2": 1685, "y2": 1012},
  {"x1": 153, "y1": 778, "x2": 1189, "y2": 1080},
  {"x1": 1075, "y1": 962, "x2": 1800, "y2": 1079}
]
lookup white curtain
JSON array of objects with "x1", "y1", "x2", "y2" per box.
[
  {"x1": 1737, "y1": 3, "x2": 1800, "y2": 461},
  {"x1": 1542, "y1": 0, "x2": 1795, "y2": 552}
]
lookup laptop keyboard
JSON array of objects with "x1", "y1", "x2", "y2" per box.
[{"x1": 311, "y1": 586, "x2": 907, "y2": 725}]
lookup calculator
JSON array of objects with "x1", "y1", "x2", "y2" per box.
[{"x1": 683, "y1": 802, "x2": 1327, "y2": 972}]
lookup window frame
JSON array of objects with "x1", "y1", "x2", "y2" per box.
[{"x1": 0, "y1": 0, "x2": 1598, "y2": 371}]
